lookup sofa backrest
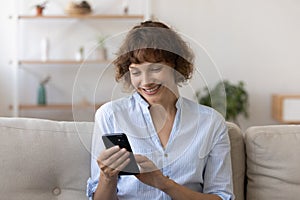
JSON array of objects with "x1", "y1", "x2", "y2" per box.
[
  {"x1": 0, "y1": 117, "x2": 94, "y2": 200},
  {"x1": 0, "y1": 117, "x2": 245, "y2": 200},
  {"x1": 227, "y1": 122, "x2": 245, "y2": 200},
  {"x1": 245, "y1": 125, "x2": 300, "y2": 200}
]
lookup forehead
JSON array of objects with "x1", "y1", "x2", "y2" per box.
[
  {"x1": 129, "y1": 62, "x2": 171, "y2": 69},
  {"x1": 129, "y1": 62, "x2": 151, "y2": 68}
]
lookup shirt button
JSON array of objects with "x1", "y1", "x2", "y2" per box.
[
  {"x1": 164, "y1": 153, "x2": 168, "y2": 157},
  {"x1": 52, "y1": 187, "x2": 61, "y2": 196}
]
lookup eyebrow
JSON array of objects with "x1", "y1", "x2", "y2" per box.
[
  {"x1": 129, "y1": 63, "x2": 161, "y2": 69},
  {"x1": 128, "y1": 65, "x2": 137, "y2": 69}
]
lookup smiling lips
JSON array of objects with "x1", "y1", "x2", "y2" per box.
[{"x1": 141, "y1": 84, "x2": 161, "y2": 95}]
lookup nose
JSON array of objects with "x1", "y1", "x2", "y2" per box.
[{"x1": 141, "y1": 72, "x2": 153, "y2": 86}]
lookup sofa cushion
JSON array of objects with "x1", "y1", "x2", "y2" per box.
[
  {"x1": 227, "y1": 122, "x2": 245, "y2": 200},
  {"x1": 0, "y1": 117, "x2": 94, "y2": 200},
  {"x1": 245, "y1": 125, "x2": 300, "y2": 200}
]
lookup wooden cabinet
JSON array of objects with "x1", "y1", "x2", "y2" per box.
[{"x1": 272, "y1": 94, "x2": 300, "y2": 123}]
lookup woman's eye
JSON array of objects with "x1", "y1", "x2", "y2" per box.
[
  {"x1": 130, "y1": 71, "x2": 141, "y2": 76},
  {"x1": 150, "y1": 67, "x2": 162, "y2": 72}
]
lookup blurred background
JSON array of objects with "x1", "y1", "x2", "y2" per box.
[{"x1": 0, "y1": 0, "x2": 299, "y2": 130}]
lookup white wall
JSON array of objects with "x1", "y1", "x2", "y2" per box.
[
  {"x1": 0, "y1": 1, "x2": 14, "y2": 117},
  {"x1": 1, "y1": 0, "x2": 300, "y2": 129},
  {"x1": 152, "y1": 0, "x2": 300, "y2": 130}
]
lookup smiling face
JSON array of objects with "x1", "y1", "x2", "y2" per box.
[
  {"x1": 114, "y1": 22, "x2": 194, "y2": 91},
  {"x1": 129, "y1": 62, "x2": 179, "y2": 106}
]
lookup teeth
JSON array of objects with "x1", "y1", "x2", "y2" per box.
[
  {"x1": 145, "y1": 85, "x2": 159, "y2": 92},
  {"x1": 146, "y1": 87, "x2": 156, "y2": 92}
]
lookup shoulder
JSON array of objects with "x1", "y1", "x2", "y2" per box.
[
  {"x1": 95, "y1": 95, "x2": 133, "y2": 119},
  {"x1": 181, "y1": 97, "x2": 227, "y2": 138},
  {"x1": 182, "y1": 97, "x2": 224, "y2": 121}
]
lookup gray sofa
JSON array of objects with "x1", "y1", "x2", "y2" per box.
[{"x1": 0, "y1": 117, "x2": 299, "y2": 200}]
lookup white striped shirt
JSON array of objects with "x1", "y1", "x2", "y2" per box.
[{"x1": 87, "y1": 92, "x2": 234, "y2": 200}]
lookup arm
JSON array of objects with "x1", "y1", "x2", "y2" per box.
[
  {"x1": 161, "y1": 178, "x2": 222, "y2": 200},
  {"x1": 93, "y1": 146, "x2": 131, "y2": 200},
  {"x1": 135, "y1": 155, "x2": 222, "y2": 200},
  {"x1": 93, "y1": 173, "x2": 118, "y2": 200},
  {"x1": 87, "y1": 107, "x2": 130, "y2": 200}
]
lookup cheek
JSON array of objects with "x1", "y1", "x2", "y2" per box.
[
  {"x1": 159, "y1": 70, "x2": 175, "y2": 84},
  {"x1": 130, "y1": 76, "x2": 140, "y2": 88}
]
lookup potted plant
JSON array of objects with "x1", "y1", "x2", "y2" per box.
[
  {"x1": 95, "y1": 35, "x2": 108, "y2": 61},
  {"x1": 196, "y1": 80, "x2": 249, "y2": 125},
  {"x1": 122, "y1": 0, "x2": 129, "y2": 14},
  {"x1": 35, "y1": 1, "x2": 48, "y2": 16}
]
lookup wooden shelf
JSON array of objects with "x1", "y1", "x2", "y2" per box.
[
  {"x1": 19, "y1": 60, "x2": 111, "y2": 65},
  {"x1": 18, "y1": 14, "x2": 144, "y2": 20},
  {"x1": 9, "y1": 103, "x2": 104, "y2": 111},
  {"x1": 11, "y1": 1, "x2": 149, "y2": 120}
]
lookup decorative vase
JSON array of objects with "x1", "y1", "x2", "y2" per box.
[
  {"x1": 75, "y1": 47, "x2": 84, "y2": 61},
  {"x1": 41, "y1": 37, "x2": 49, "y2": 61},
  {"x1": 38, "y1": 84, "x2": 47, "y2": 105}
]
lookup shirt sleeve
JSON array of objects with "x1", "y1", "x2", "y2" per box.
[
  {"x1": 203, "y1": 115, "x2": 235, "y2": 200},
  {"x1": 86, "y1": 105, "x2": 115, "y2": 198},
  {"x1": 86, "y1": 177, "x2": 99, "y2": 199}
]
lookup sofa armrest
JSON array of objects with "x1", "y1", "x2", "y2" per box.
[{"x1": 227, "y1": 122, "x2": 245, "y2": 200}]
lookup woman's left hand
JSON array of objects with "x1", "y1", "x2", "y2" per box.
[{"x1": 134, "y1": 154, "x2": 169, "y2": 189}]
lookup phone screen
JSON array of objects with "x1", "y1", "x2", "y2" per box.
[{"x1": 102, "y1": 133, "x2": 140, "y2": 175}]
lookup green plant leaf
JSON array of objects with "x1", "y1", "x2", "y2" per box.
[{"x1": 196, "y1": 80, "x2": 249, "y2": 123}]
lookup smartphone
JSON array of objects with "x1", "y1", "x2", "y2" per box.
[{"x1": 102, "y1": 133, "x2": 140, "y2": 175}]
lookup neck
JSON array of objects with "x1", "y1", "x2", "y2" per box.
[
  {"x1": 152, "y1": 92, "x2": 178, "y2": 114},
  {"x1": 154, "y1": 85, "x2": 179, "y2": 110}
]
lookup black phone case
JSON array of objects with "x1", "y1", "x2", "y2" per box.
[{"x1": 102, "y1": 133, "x2": 140, "y2": 175}]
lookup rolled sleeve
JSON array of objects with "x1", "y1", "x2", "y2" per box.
[
  {"x1": 215, "y1": 191, "x2": 234, "y2": 200},
  {"x1": 86, "y1": 177, "x2": 99, "y2": 199}
]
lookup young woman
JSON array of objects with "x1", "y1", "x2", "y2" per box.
[{"x1": 87, "y1": 21, "x2": 234, "y2": 200}]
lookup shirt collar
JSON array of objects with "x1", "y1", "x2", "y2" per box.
[
  {"x1": 175, "y1": 96, "x2": 183, "y2": 110},
  {"x1": 132, "y1": 92, "x2": 149, "y2": 108}
]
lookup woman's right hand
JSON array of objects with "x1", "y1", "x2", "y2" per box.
[{"x1": 97, "y1": 146, "x2": 131, "y2": 181}]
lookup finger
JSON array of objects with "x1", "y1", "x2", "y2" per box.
[
  {"x1": 99, "y1": 146, "x2": 120, "y2": 161},
  {"x1": 102, "y1": 157, "x2": 131, "y2": 178},
  {"x1": 134, "y1": 154, "x2": 149, "y2": 163},
  {"x1": 109, "y1": 158, "x2": 131, "y2": 176},
  {"x1": 134, "y1": 155, "x2": 158, "y2": 173},
  {"x1": 100, "y1": 148, "x2": 127, "y2": 167},
  {"x1": 138, "y1": 161, "x2": 155, "y2": 170},
  {"x1": 100, "y1": 165, "x2": 107, "y2": 172},
  {"x1": 109, "y1": 151, "x2": 130, "y2": 171},
  {"x1": 97, "y1": 146, "x2": 120, "y2": 167},
  {"x1": 104, "y1": 148, "x2": 128, "y2": 167},
  {"x1": 103, "y1": 166, "x2": 117, "y2": 178}
]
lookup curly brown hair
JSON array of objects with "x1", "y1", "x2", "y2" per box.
[{"x1": 113, "y1": 20, "x2": 194, "y2": 89}]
